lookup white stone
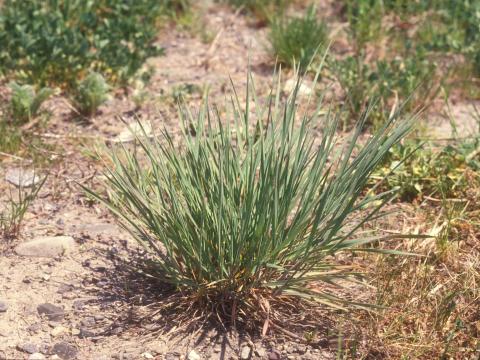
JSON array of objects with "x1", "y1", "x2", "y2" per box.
[
  {"x1": 5, "y1": 168, "x2": 42, "y2": 187},
  {"x1": 240, "y1": 346, "x2": 251, "y2": 359},
  {"x1": 15, "y1": 236, "x2": 76, "y2": 258},
  {"x1": 112, "y1": 121, "x2": 153, "y2": 143},
  {"x1": 28, "y1": 354, "x2": 46, "y2": 360},
  {"x1": 283, "y1": 78, "x2": 313, "y2": 97},
  {"x1": 187, "y1": 350, "x2": 201, "y2": 360}
]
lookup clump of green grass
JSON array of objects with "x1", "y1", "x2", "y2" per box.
[
  {"x1": 85, "y1": 66, "x2": 413, "y2": 328},
  {"x1": 269, "y1": 6, "x2": 328, "y2": 72},
  {"x1": 9, "y1": 82, "x2": 53, "y2": 123},
  {"x1": 1, "y1": 176, "x2": 46, "y2": 242},
  {"x1": 73, "y1": 72, "x2": 110, "y2": 117}
]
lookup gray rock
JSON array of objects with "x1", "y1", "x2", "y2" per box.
[
  {"x1": 187, "y1": 350, "x2": 201, "y2": 360},
  {"x1": 80, "y1": 317, "x2": 95, "y2": 327},
  {"x1": 15, "y1": 236, "x2": 76, "y2": 258},
  {"x1": 29, "y1": 353, "x2": 46, "y2": 360},
  {"x1": 52, "y1": 342, "x2": 77, "y2": 360},
  {"x1": 79, "y1": 327, "x2": 95, "y2": 338},
  {"x1": 37, "y1": 303, "x2": 64, "y2": 321},
  {"x1": 0, "y1": 301, "x2": 7, "y2": 313},
  {"x1": 165, "y1": 354, "x2": 179, "y2": 360},
  {"x1": 17, "y1": 343, "x2": 38, "y2": 354},
  {"x1": 57, "y1": 284, "x2": 73, "y2": 294},
  {"x1": 267, "y1": 351, "x2": 281, "y2": 360},
  {"x1": 5, "y1": 168, "x2": 42, "y2": 187},
  {"x1": 27, "y1": 323, "x2": 42, "y2": 333}
]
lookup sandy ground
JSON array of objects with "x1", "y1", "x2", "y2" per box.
[{"x1": 0, "y1": 2, "x2": 478, "y2": 360}]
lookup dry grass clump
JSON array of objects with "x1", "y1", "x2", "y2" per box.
[{"x1": 360, "y1": 180, "x2": 480, "y2": 358}]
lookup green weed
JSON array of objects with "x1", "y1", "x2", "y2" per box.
[
  {"x1": 371, "y1": 131, "x2": 480, "y2": 202},
  {"x1": 0, "y1": 0, "x2": 181, "y2": 88}
]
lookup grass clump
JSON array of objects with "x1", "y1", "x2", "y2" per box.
[
  {"x1": 9, "y1": 83, "x2": 53, "y2": 123},
  {"x1": 1, "y1": 176, "x2": 45, "y2": 242},
  {"x1": 269, "y1": 6, "x2": 327, "y2": 72},
  {"x1": 86, "y1": 67, "x2": 413, "y2": 328},
  {"x1": 73, "y1": 72, "x2": 110, "y2": 117}
]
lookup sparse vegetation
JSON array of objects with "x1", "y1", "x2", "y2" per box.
[
  {"x1": 0, "y1": 0, "x2": 186, "y2": 88},
  {"x1": 227, "y1": 0, "x2": 290, "y2": 24},
  {"x1": 269, "y1": 6, "x2": 327, "y2": 71},
  {"x1": 1, "y1": 175, "x2": 45, "y2": 241},
  {"x1": 331, "y1": 53, "x2": 439, "y2": 128}
]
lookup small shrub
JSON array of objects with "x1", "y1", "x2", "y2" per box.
[
  {"x1": 269, "y1": 6, "x2": 328, "y2": 71},
  {"x1": 73, "y1": 72, "x2": 110, "y2": 117},
  {"x1": 9, "y1": 82, "x2": 53, "y2": 123},
  {"x1": 85, "y1": 68, "x2": 413, "y2": 326}
]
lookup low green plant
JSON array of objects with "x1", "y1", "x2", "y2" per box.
[
  {"x1": 85, "y1": 67, "x2": 414, "y2": 326},
  {"x1": 0, "y1": 0, "x2": 181, "y2": 88},
  {"x1": 73, "y1": 72, "x2": 110, "y2": 117},
  {"x1": 343, "y1": 0, "x2": 384, "y2": 50},
  {"x1": 9, "y1": 82, "x2": 53, "y2": 123},
  {"x1": 1, "y1": 175, "x2": 46, "y2": 241},
  {"x1": 269, "y1": 6, "x2": 328, "y2": 71},
  {"x1": 371, "y1": 135, "x2": 480, "y2": 202}
]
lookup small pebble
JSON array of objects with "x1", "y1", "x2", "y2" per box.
[
  {"x1": 240, "y1": 346, "x2": 251, "y2": 359},
  {"x1": 17, "y1": 343, "x2": 38, "y2": 354},
  {"x1": 37, "y1": 303, "x2": 64, "y2": 321},
  {"x1": 0, "y1": 301, "x2": 8, "y2": 313},
  {"x1": 187, "y1": 350, "x2": 201, "y2": 360}
]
